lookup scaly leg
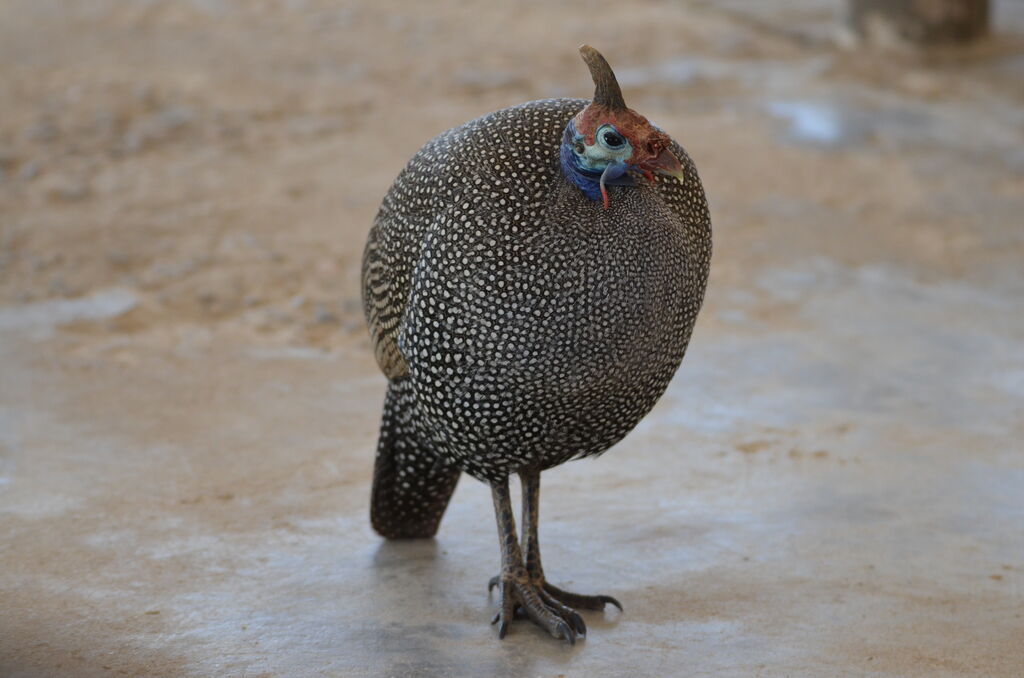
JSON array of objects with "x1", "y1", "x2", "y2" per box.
[
  {"x1": 488, "y1": 477, "x2": 577, "y2": 644},
  {"x1": 487, "y1": 470, "x2": 622, "y2": 640},
  {"x1": 518, "y1": 469, "x2": 622, "y2": 618}
]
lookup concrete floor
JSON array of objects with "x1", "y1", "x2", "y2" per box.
[{"x1": 1, "y1": 2, "x2": 1023, "y2": 677}]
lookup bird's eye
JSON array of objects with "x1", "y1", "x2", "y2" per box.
[{"x1": 601, "y1": 129, "x2": 625, "y2": 148}]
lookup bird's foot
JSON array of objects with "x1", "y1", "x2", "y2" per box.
[{"x1": 487, "y1": 572, "x2": 585, "y2": 644}]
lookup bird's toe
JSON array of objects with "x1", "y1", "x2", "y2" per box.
[
  {"x1": 543, "y1": 582, "x2": 623, "y2": 612},
  {"x1": 489, "y1": 573, "x2": 587, "y2": 644}
]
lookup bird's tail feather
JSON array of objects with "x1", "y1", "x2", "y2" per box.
[{"x1": 370, "y1": 378, "x2": 460, "y2": 539}]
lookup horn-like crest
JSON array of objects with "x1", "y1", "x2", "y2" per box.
[{"x1": 579, "y1": 45, "x2": 627, "y2": 112}]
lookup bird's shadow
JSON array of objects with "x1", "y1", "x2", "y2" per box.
[{"x1": 372, "y1": 536, "x2": 443, "y2": 569}]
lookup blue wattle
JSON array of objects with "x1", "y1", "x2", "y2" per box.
[{"x1": 560, "y1": 120, "x2": 634, "y2": 202}]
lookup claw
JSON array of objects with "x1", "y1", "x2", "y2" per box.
[
  {"x1": 601, "y1": 595, "x2": 623, "y2": 612},
  {"x1": 490, "y1": 574, "x2": 614, "y2": 644},
  {"x1": 570, "y1": 610, "x2": 587, "y2": 636},
  {"x1": 555, "y1": 620, "x2": 575, "y2": 645},
  {"x1": 539, "y1": 587, "x2": 587, "y2": 636}
]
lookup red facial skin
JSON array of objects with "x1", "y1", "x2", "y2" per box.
[
  {"x1": 572, "y1": 103, "x2": 685, "y2": 209},
  {"x1": 573, "y1": 104, "x2": 681, "y2": 176}
]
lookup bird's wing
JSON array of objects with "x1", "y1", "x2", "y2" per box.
[
  {"x1": 362, "y1": 218, "x2": 409, "y2": 379},
  {"x1": 362, "y1": 134, "x2": 457, "y2": 380},
  {"x1": 362, "y1": 99, "x2": 590, "y2": 380}
]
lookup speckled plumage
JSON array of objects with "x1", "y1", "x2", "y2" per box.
[
  {"x1": 362, "y1": 47, "x2": 711, "y2": 642},
  {"x1": 365, "y1": 97, "x2": 710, "y2": 483}
]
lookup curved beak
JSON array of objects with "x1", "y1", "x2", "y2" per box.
[{"x1": 639, "y1": 147, "x2": 685, "y2": 182}]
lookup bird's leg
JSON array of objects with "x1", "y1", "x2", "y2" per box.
[
  {"x1": 519, "y1": 467, "x2": 545, "y2": 584},
  {"x1": 488, "y1": 477, "x2": 577, "y2": 644},
  {"x1": 519, "y1": 468, "x2": 622, "y2": 618}
]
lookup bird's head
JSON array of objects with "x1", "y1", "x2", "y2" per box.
[{"x1": 560, "y1": 45, "x2": 685, "y2": 209}]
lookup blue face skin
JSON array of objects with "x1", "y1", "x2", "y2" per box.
[{"x1": 559, "y1": 120, "x2": 637, "y2": 202}]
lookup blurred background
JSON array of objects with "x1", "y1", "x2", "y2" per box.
[{"x1": 1, "y1": 1, "x2": 1022, "y2": 677}]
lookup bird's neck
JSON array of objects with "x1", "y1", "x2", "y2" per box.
[{"x1": 559, "y1": 120, "x2": 603, "y2": 202}]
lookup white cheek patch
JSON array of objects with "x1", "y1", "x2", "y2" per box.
[{"x1": 579, "y1": 144, "x2": 631, "y2": 171}]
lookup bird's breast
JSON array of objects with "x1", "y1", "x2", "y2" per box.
[{"x1": 402, "y1": 195, "x2": 692, "y2": 406}]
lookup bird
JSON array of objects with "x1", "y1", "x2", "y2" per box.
[{"x1": 361, "y1": 45, "x2": 711, "y2": 644}]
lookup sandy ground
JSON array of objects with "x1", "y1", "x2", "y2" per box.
[{"x1": 2, "y1": 1, "x2": 1023, "y2": 677}]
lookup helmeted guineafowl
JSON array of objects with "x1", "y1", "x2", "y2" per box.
[{"x1": 361, "y1": 45, "x2": 712, "y2": 644}]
